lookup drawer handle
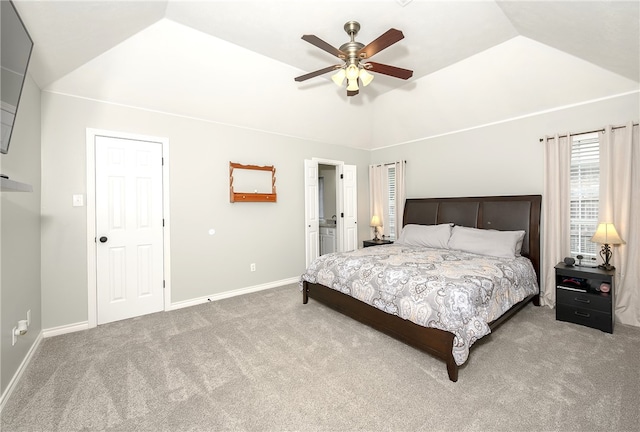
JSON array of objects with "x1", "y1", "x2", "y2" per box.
[
  {"x1": 574, "y1": 311, "x2": 591, "y2": 318},
  {"x1": 574, "y1": 297, "x2": 591, "y2": 304}
]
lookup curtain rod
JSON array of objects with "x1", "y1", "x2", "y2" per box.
[
  {"x1": 539, "y1": 122, "x2": 639, "y2": 142},
  {"x1": 371, "y1": 160, "x2": 407, "y2": 167}
]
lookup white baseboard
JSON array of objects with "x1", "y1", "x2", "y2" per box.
[
  {"x1": 170, "y1": 277, "x2": 300, "y2": 311},
  {"x1": 42, "y1": 321, "x2": 90, "y2": 338},
  {"x1": 0, "y1": 331, "x2": 43, "y2": 413}
]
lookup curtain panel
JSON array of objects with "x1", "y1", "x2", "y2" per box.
[
  {"x1": 599, "y1": 122, "x2": 640, "y2": 327},
  {"x1": 369, "y1": 165, "x2": 385, "y2": 238},
  {"x1": 542, "y1": 134, "x2": 571, "y2": 307}
]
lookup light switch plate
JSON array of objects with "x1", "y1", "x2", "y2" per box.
[{"x1": 73, "y1": 194, "x2": 84, "y2": 207}]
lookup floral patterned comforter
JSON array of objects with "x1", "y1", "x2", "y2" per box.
[{"x1": 300, "y1": 244, "x2": 539, "y2": 365}]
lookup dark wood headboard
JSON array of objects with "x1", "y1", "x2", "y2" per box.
[{"x1": 403, "y1": 195, "x2": 541, "y2": 282}]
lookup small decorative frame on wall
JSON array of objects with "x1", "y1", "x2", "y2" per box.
[{"x1": 229, "y1": 162, "x2": 277, "y2": 203}]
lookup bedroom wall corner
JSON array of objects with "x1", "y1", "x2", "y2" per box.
[{"x1": 0, "y1": 75, "x2": 42, "y2": 398}]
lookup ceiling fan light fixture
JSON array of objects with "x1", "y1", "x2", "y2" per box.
[
  {"x1": 331, "y1": 68, "x2": 346, "y2": 86},
  {"x1": 346, "y1": 78, "x2": 359, "y2": 91},
  {"x1": 359, "y1": 68, "x2": 374, "y2": 87},
  {"x1": 345, "y1": 64, "x2": 359, "y2": 81}
]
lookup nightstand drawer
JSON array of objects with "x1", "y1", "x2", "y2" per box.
[
  {"x1": 556, "y1": 287, "x2": 611, "y2": 313},
  {"x1": 556, "y1": 304, "x2": 612, "y2": 333}
]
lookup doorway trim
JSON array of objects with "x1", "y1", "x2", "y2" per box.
[{"x1": 85, "y1": 128, "x2": 172, "y2": 328}]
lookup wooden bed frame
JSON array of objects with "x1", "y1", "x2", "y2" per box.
[{"x1": 302, "y1": 194, "x2": 541, "y2": 382}]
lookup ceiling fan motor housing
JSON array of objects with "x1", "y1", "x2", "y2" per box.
[
  {"x1": 340, "y1": 21, "x2": 365, "y2": 67},
  {"x1": 344, "y1": 21, "x2": 361, "y2": 37}
]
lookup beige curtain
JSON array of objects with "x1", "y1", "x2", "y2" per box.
[
  {"x1": 541, "y1": 134, "x2": 571, "y2": 307},
  {"x1": 598, "y1": 122, "x2": 640, "y2": 326},
  {"x1": 394, "y1": 161, "x2": 406, "y2": 239},
  {"x1": 369, "y1": 165, "x2": 385, "y2": 237}
]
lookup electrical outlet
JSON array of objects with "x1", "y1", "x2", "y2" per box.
[
  {"x1": 27, "y1": 309, "x2": 31, "y2": 326},
  {"x1": 250, "y1": 263, "x2": 256, "y2": 272},
  {"x1": 12, "y1": 327, "x2": 17, "y2": 346}
]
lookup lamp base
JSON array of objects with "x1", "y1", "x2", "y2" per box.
[
  {"x1": 598, "y1": 243, "x2": 615, "y2": 272},
  {"x1": 372, "y1": 226, "x2": 380, "y2": 241}
]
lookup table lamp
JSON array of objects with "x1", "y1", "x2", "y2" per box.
[
  {"x1": 590, "y1": 223, "x2": 625, "y2": 270},
  {"x1": 370, "y1": 215, "x2": 381, "y2": 240}
]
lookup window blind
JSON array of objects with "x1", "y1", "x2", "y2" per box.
[
  {"x1": 570, "y1": 133, "x2": 599, "y2": 258},
  {"x1": 387, "y1": 165, "x2": 396, "y2": 239}
]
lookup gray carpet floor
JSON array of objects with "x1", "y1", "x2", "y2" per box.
[{"x1": 2, "y1": 283, "x2": 640, "y2": 432}]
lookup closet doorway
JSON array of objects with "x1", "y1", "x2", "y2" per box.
[{"x1": 304, "y1": 159, "x2": 357, "y2": 267}]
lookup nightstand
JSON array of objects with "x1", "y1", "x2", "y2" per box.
[
  {"x1": 555, "y1": 263, "x2": 615, "y2": 333},
  {"x1": 363, "y1": 239, "x2": 393, "y2": 248}
]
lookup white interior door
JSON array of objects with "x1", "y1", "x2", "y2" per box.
[
  {"x1": 304, "y1": 159, "x2": 319, "y2": 267},
  {"x1": 341, "y1": 164, "x2": 358, "y2": 252},
  {"x1": 95, "y1": 136, "x2": 164, "y2": 324}
]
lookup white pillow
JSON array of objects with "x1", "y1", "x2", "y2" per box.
[
  {"x1": 448, "y1": 226, "x2": 525, "y2": 258},
  {"x1": 396, "y1": 224, "x2": 452, "y2": 249}
]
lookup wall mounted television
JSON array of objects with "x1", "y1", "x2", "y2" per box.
[{"x1": 1, "y1": 0, "x2": 34, "y2": 154}]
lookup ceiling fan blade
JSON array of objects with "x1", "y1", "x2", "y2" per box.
[
  {"x1": 347, "y1": 89, "x2": 359, "y2": 97},
  {"x1": 295, "y1": 65, "x2": 341, "y2": 82},
  {"x1": 301, "y1": 35, "x2": 346, "y2": 58},
  {"x1": 356, "y1": 29, "x2": 404, "y2": 59},
  {"x1": 366, "y1": 62, "x2": 413, "y2": 80}
]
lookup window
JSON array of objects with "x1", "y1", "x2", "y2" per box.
[
  {"x1": 385, "y1": 165, "x2": 397, "y2": 240},
  {"x1": 570, "y1": 133, "x2": 599, "y2": 259}
]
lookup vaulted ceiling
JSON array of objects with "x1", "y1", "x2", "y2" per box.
[{"x1": 13, "y1": 0, "x2": 640, "y2": 149}]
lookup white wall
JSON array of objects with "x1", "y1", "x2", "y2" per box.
[
  {"x1": 0, "y1": 76, "x2": 41, "y2": 396},
  {"x1": 40, "y1": 92, "x2": 371, "y2": 329},
  {"x1": 370, "y1": 92, "x2": 639, "y2": 198}
]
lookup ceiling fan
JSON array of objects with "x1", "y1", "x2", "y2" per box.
[{"x1": 294, "y1": 21, "x2": 413, "y2": 97}]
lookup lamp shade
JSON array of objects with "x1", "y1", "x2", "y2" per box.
[
  {"x1": 359, "y1": 69, "x2": 374, "y2": 87},
  {"x1": 331, "y1": 68, "x2": 346, "y2": 86},
  {"x1": 346, "y1": 78, "x2": 359, "y2": 91},
  {"x1": 591, "y1": 223, "x2": 625, "y2": 245},
  {"x1": 370, "y1": 215, "x2": 381, "y2": 227},
  {"x1": 345, "y1": 64, "x2": 359, "y2": 80}
]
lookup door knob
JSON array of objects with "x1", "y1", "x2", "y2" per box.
[{"x1": 99, "y1": 236, "x2": 108, "y2": 243}]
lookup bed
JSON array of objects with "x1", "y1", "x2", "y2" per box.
[{"x1": 301, "y1": 195, "x2": 541, "y2": 382}]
